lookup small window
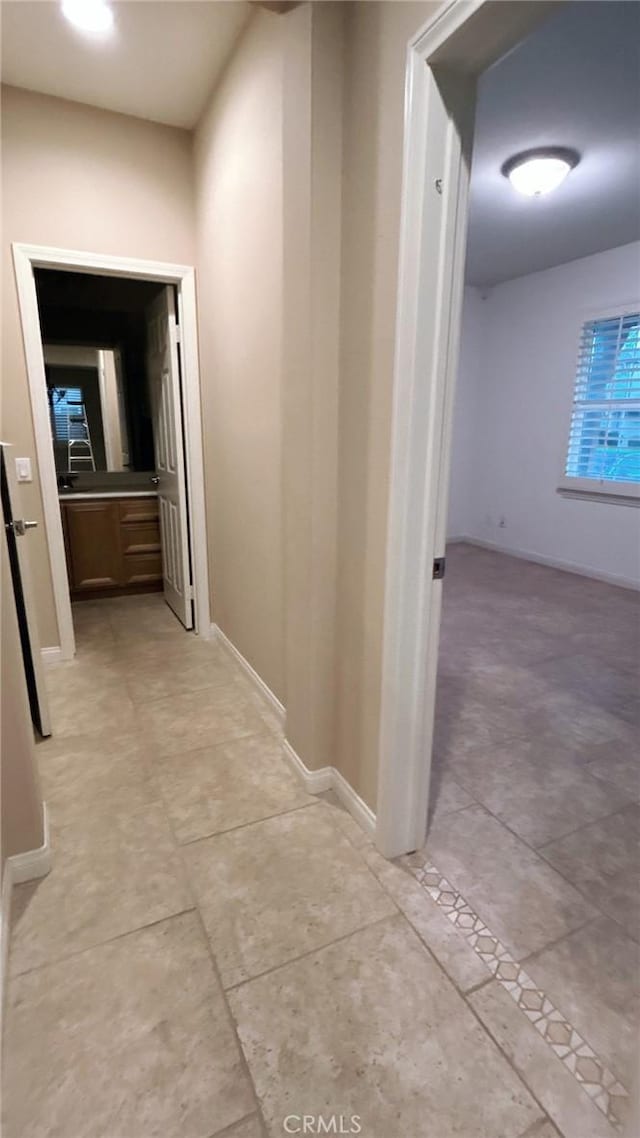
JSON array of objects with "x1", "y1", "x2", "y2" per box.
[
  {"x1": 562, "y1": 311, "x2": 640, "y2": 501},
  {"x1": 48, "y1": 385, "x2": 84, "y2": 444}
]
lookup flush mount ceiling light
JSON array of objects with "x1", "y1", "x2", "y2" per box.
[
  {"x1": 62, "y1": 0, "x2": 114, "y2": 35},
  {"x1": 502, "y1": 147, "x2": 580, "y2": 197}
]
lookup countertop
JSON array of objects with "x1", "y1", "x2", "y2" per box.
[{"x1": 58, "y1": 490, "x2": 158, "y2": 501}]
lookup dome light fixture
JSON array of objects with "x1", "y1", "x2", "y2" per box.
[
  {"x1": 502, "y1": 147, "x2": 580, "y2": 197},
  {"x1": 62, "y1": 0, "x2": 114, "y2": 36}
]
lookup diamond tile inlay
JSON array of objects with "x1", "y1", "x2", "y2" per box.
[
  {"x1": 401, "y1": 858, "x2": 629, "y2": 1131},
  {"x1": 546, "y1": 1021, "x2": 572, "y2": 1047},
  {"x1": 520, "y1": 990, "x2": 544, "y2": 1012},
  {"x1": 496, "y1": 962, "x2": 519, "y2": 982},
  {"x1": 475, "y1": 935, "x2": 498, "y2": 954},
  {"x1": 577, "y1": 1057, "x2": 603, "y2": 1085}
]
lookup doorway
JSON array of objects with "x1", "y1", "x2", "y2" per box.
[
  {"x1": 376, "y1": 0, "x2": 639, "y2": 862},
  {"x1": 12, "y1": 244, "x2": 210, "y2": 660},
  {"x1": 375, "y1": 0, "x2": 560, "y2": 859},
  {"x1": 36, "y1": 268, "x2": 194, "y2": 633}
]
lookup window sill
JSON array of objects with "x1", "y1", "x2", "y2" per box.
[{"x1": 557, "y1": 484, "x2": 640, "y2": 507}]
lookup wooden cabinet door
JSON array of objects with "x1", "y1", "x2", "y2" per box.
[{"x1": 64, "y1": 500, "x2": 123, "y2": 591}]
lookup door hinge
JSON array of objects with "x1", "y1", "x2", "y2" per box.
[
  {"x1": 174, "y1": 325, "x2": 181, "y2": 344},
  {"x1": 432, "y1": 556, "x2": 446, "y2": 580},
  {"x1": 187, "y1": 584, "x2": 194, "y2": 600}
]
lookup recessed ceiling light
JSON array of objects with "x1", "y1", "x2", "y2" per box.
[
  {"x1": 61, "y1": 0, "x2": 114, "y2": 36},
  {"x1": 502, "y1": 148, "x2": 580, "y2": 197}
]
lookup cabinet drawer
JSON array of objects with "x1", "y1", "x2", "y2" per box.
[
  {"x1": 118, "y1": 498, "x2": 159, "y2": 525},
  {"x1": 120, "y1": 521, "x2": 161, "y2": 557},
  {"x1": 121, "y1": 553, "x2": 163, "y2": 586}
]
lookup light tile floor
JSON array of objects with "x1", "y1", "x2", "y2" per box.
[
  {"x1": 421, "y1": 544, "x2": 639, "y2": 1133},
  {"x1": 3, "y1": 550, "x2": 638, "y2": 1138}
]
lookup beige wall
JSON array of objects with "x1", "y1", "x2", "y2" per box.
[
  {"x1": 1, "y1": 2, "x2": 440, "y2": 821},
  {"x1": 282, "y1": 2, "x2": 344, "y2": 773},
  {"x1": 1, "y1": 85, "x2": 195, "y2": 648},
  {"x1": 194, "y1": 11, "x2": 285, "y2": 701},
  {"x1": 334, "y1": 2, "x2": 436, "y2": 808},
  {"x1": 193, "y1": 0, "x2": 436, "y2": 805}
]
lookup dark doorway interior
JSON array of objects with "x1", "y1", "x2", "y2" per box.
[{"x1": 34, "y1": 269, "x2": 164, "y2": 473}]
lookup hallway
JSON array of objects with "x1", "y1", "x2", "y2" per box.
[{"x1": 2, "y1": 591, "x2": 635, "y2": 1137}]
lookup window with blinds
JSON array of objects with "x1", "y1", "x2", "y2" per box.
[
  {"x1": 564, "y1": 311, "x2": 640, "y2": 491},
  {"x1": 49, "y1": 386, "x2": 84, "y2": 444}
]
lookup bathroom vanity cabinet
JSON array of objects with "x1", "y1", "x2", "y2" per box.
[{"x1": 60, "y1": 494, "x2": 162, "y2": 599}]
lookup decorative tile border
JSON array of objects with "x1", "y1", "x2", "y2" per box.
[{"x1": 403, "y1": 857, "x2": 629, "y2": 1131}]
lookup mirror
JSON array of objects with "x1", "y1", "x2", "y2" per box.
[
  {"x1": 45, "y1": 348, "x2": 137, "y2": 474},
  {"x1": 35, "y1": 268, "x2": 163, "y2": 487}
]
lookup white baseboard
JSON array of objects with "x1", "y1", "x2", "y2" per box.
[
  {"x1": 211, "y1": 624, "x2": 286, "y2": 728},
  {"x1": 210, "y1": 625, "x2": 376, "y2": 841},
  {"x1": 449, "y1": 536, "x2": 639, "y2": 591},
  {"x1": 282, "y1": 740, "x2": 333, "y2": 793},
  {"x1": 1, "y1": 803, "x2": 51, "y2": 1026},
  {"x1": 8, "y1": 803, "x2": 52, "y2": 885},
  {"x1": 41, "y1": 646, "x2": 63, "y2": 663},
  {"x1": 331, "y1": 767, "x2": 376, "y2": 837},
  {"x1": 282, "y1": 741, "x2": 376, "y2": 838}
]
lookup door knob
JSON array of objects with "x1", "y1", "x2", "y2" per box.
[
  {"x1": 150, "y1": 476, "x2": 160, "y2": 485},
  {"x1": 7, "y1": 519, "x2": 38, "y2": 537}
]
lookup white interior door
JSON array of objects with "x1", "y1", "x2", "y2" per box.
[
  {"x1": 145, "y1": 287, "x2": 193, "y2": 629},
  {"x1": 1, "y1": 443, "x2": 52, "y2": 736}
]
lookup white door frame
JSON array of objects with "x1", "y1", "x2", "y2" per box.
[
  {"x1": 375, "y1": 0, "x2": 560, "y2": 858},
  {"x1": 12, "y1": 243, "x2": 210, "y2": 659}
]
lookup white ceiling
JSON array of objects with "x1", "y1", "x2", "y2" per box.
[
  {"x1": 0, "y1": 1, "x2": 252, "y2": 129},
  {"x1": 2, "y1": 2, "x2": 638, "y2": 280},
  {"x1": 466, "y1": 1, "x2": 640, "y2": 287}
]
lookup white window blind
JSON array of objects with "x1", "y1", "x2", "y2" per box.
[
  {"x1": 565, "y1": 312, "x2": 640, "y2": 486},
  {"x1": 49, "y1": 386, "x2": 84, "y2": 444}
]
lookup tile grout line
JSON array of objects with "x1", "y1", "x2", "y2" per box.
[
  {"x1": 137, "y1": 671, "x2": 292, "y2": 1137},
  {"x1": 494, "y1": 802, "x2": 640, "y2": 943},
  {"x1": 517, "y1": 1117, "x2": 559, "y2": 1138},
  {"x1": 444, "y1": 749, "x2": 634, "y2": 858},
  {"x1": 146, "y1": 727, "x2": 279, "y2": 768},
  {"x1": 534, "y1": 801, "x2": 639, "y2": 854},
  {"x1": 342, "y1": 840, "x2": 558, "y2": 1134},
  {"x1": 223, "y1": 911, "x2": 399, "y2": 996},
  {"x1": 518, "y1": 915, "x2": 604, "y2": 970},
  {"x1": 190, "y1": 902, "x2": 271, "y2": 1138},
  {"x1": 458, "y1": 986, "x2": 560, "y2": 1138},
  {"x1": 34, "y1": 594, "x2": 270, "y2": 1138},
  {"x1": 427, "y1": 791, "x2": 485, "y2": 824},
  {"x1": 176, "y1": 796, "x2": 322, "y2": 849},
  {"x1": 173, "y1": 797, "x2": 410, "y2": 1130},
  {"x1": 316, "y1": 802, "x2": 574, "y2": 1138},
  {"x1": 45, "y1": 599, "x2": 637, "y2": 1137},
  {"x1": 8, "y1": 906, "x2": 199, "y2": 981},
  {"x1": 208, "y1": 1115, "x2": 265, "y2": 1138},
  {"x1": 124, "y1": 667, "x2": 251, "y2": 710},
  {"x1": 144, "y1": 724, "x2": 280, "y2": 767},
  {"x1": 140, "y1": 723, "x2": 309, "y2": 849},
  {"x1": 405, "y1": 856, "x2": 629, "y2": 1130},
  {"x1": 444, "y1": 796, "x2": 632, "y2": 936}
]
